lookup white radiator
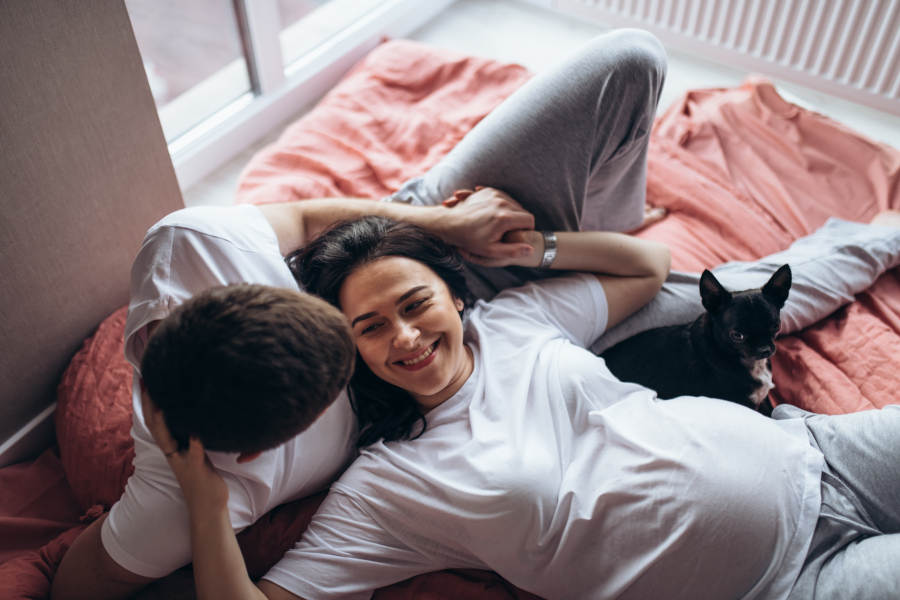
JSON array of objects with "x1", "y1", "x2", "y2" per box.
[{"x1": 554, "y1": 0, "x2": 900, "y2": 117}]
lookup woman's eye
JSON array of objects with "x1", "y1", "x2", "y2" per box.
[
  {"x1": 406, "y1": 299, "x2": 426, "y2": 312},
  {"x1": 730, "y1": 331, "x2": 745, "y2": 342},
  {"x1": 361, "y1": 323, "x2": 381, "y2": 335}
]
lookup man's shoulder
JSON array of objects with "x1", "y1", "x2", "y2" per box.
[
  {"x1": 124, "y1": 204, "x2": 295, "y2": 369},
  {"x1": 133, "y1": 203, "x2": 291, "y2": 292},
  {"x1": 146, "y1": 205, "x2": 277, "y2": 255}
]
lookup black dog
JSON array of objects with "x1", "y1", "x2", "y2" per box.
[{"x1": 601, "y1": 265, "x2": 792, "y2": 415}]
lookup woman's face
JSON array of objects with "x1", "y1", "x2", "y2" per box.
[{"x1": 339, "y1": 256, "x2": 472, "y2": 410}]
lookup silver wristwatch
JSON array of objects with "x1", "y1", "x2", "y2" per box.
[{"x1": 539, "y1": 231, "x2": 557, "y2": 269}]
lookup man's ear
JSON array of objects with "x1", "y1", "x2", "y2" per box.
[
  {"x1": 237, "y1": 451, "x2": 263, "y2": 464},
  {"x1": 699, "y1": 270, "x2": 731, "y2": 313},
  {"x1": 139, "y1": 378, "x2": 159, "y2": 425},
  {"x1": 762, "y1": 264, "x2": 792, "y2": 309},
  {"x1": 140, "y1": 380, "x2": 181, "y2": 454}
]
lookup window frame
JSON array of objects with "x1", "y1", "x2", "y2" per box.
[{"x1": 168, "y1": 0, "x2": 456, "y2": 193}]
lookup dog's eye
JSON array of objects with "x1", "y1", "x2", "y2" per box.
[
  {"x1": 730, "y1": 331, "x2": 745, "y2": 342},
  {"x1": 772, "y1": 322, "x2": 781, "y2": 333}
]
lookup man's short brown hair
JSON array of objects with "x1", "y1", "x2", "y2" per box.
[{"x1": 140, "y1": 284, "x2": 354, "y2": 455}]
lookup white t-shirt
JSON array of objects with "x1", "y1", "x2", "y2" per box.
[
  {"x1": 265, "y1": 274, "x2": 824, "y2": 600},
  {"x1": 101, "y1": 205, "x2": 357, "y2": 578}
]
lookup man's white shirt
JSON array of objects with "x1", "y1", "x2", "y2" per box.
[{"x1": 102, "y1": 205, "x2": 357, "y2": 578}]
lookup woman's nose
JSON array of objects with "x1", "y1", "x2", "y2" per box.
[{"x1": 394, "y1": 321, "x2": 419, "y2": 348}]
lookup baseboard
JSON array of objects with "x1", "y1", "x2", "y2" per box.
[{"x1": 0, "y1": 402, "x2": 56, "y2": 468}]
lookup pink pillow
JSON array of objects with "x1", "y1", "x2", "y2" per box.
[{"x1": 55, "y1": 306, "x2": 135, "y2": 513}]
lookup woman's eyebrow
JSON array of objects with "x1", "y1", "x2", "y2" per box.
[
  {"x1": 351, "y1": 312, "x2": 377, "y2": 327},
  {"x1": 351, "y1": 286, "x2": 430, "y2": 327},
  {"x1": 396, "y1": 285, "x2": 428, "y2": 306}
]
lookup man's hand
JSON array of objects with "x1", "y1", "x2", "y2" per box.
[{"x1": 429, "y1": 187, "x2": 536, "y2": 260}]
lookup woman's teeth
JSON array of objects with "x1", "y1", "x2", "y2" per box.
[{"x1": 401, "y1": 342, "x2": 436, "y2": 366}]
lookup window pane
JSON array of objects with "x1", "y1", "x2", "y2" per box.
[
  {"x1": 278, "y1": 0, "x2": 392, "y2": 70},
  {"x1": 125, "y1": 0, "x2": 253, "y2": 143}
]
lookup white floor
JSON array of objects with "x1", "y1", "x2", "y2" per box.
[{"x1": 184, "y1": 0, "x2": 900, "y2": 208}]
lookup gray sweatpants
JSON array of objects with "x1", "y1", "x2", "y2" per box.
[
  {"x1": 775, "y1": 404, "x2": 900, "y2": 600},
  {"x1": 387, "y1": 29, "x2": 900, "y2": 597}
]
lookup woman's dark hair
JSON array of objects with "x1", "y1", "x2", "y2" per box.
[{"x1": 287, "y1": 216, "x2": 474, "y2": 448}]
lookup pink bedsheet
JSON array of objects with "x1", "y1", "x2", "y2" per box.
[{"x1": 2, "y1": 39, "x2": 899, "y2": 599}]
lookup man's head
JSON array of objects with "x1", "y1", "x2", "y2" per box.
[{"x1": 140, "y1": 284, "x2": 354, "y2": 455}]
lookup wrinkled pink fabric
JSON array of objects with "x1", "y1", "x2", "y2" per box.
[
  {"x1": 644, "y1": 77, "x2": 899, "y2": 268},
  {"x1": 3, "y1": 40, "x2": 900, "y2": 600},
  {"x1": 0, "y1": 449, "x2": 82, "y2": 566},
  {"x1": 235, "y1": 40, "x2": 532, "y2": 205}
]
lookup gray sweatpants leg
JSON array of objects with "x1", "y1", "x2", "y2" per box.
[
  {"x1": 385, "y1": 28, "x2": 667, "y2": 299},
  {"x1": 773, "y1": 405, "x2": 900, "y2": 599}
]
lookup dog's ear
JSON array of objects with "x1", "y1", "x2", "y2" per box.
[
  {"x1": 700, "y1": 270, "x2": 731, "y2": 313},
  {"x1": 762, "y1": 264, "x2": 792, "y2": 309}
]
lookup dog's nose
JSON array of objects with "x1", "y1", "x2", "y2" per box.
[{"x1": 756, "y1": 347, "x2": 774, "y2": 359}]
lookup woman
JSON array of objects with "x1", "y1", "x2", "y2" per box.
[{"x1": 152, "y1": 211, "x2": 900, "y2": 600}]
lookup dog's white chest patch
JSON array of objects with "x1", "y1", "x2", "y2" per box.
[{"x1": 749, "y1": 360, "x2": 774, "y2": 406}]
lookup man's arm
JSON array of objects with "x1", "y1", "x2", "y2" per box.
[
  {"x1": 256, "y1": 188, "x2": 535, "y2": 259},
  {"x1": 51, "y1": 514, "x2": 156, "y2": 600}
]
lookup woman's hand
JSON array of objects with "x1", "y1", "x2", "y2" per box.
[
  {"x1": 164, "y1": 438, "x2": 231, "y2": 516},
  {"x1": 433, "y1": 187, "x2": 536, "y2": 260},
  {"x1": 141, "y1": 388, "x2": 230, "y2": 515},
  {"x1": 457, "y1": 229, "x2": 544, "y2": 268}
]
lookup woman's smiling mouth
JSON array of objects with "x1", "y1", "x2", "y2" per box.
[{"x1": 396, "y1": 339, "x2": 440, "y2": 371}]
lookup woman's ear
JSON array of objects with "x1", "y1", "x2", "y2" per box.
[{"x1": 454, "y1": 297, "x2": 464, "y2": 311}]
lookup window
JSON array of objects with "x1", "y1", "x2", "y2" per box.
[
  {"x1": 125, "y1": 0, "x2": 454, "y2": 192},
  {"x1": 125, "y1": 0, "x2": 253, "y2": 143},
  {"x1": 278, "y1": 0, "x2": 392, "y2": 73}
]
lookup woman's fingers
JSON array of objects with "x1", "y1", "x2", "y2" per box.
[
  {"x1": 165, "y1": 437, "x2": 232, "y2": 513},
  {"x1": 458, "y1": 247, "x2": 516, "y2": 268},
  {"x1": 480, "y1": 241, "x2": 535, "y2": 261},
  {"x1": 188, "y1": 437, "x2": 210, "y2": 468},
  {"x1": 442, "y1": 189, "x2": 475, "y2": 208}
]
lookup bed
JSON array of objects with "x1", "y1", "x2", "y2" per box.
[{"x1": 1, "y1": 38, "x2": 898, "y2": 599}]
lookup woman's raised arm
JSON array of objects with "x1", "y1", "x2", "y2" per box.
[
  {"x1": 461, "y1": 228, "x2": 671, "y2": 331},
  {"x1": 256, "y1": 188, "x2": 535, "y2": 260},
  {"x1": 142, "y1": 398, "x2": 304, "y2": 600}
]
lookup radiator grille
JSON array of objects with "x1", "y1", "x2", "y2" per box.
[{"x1": 556, "y1": 0, "x2": 900, "y2": 116}]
